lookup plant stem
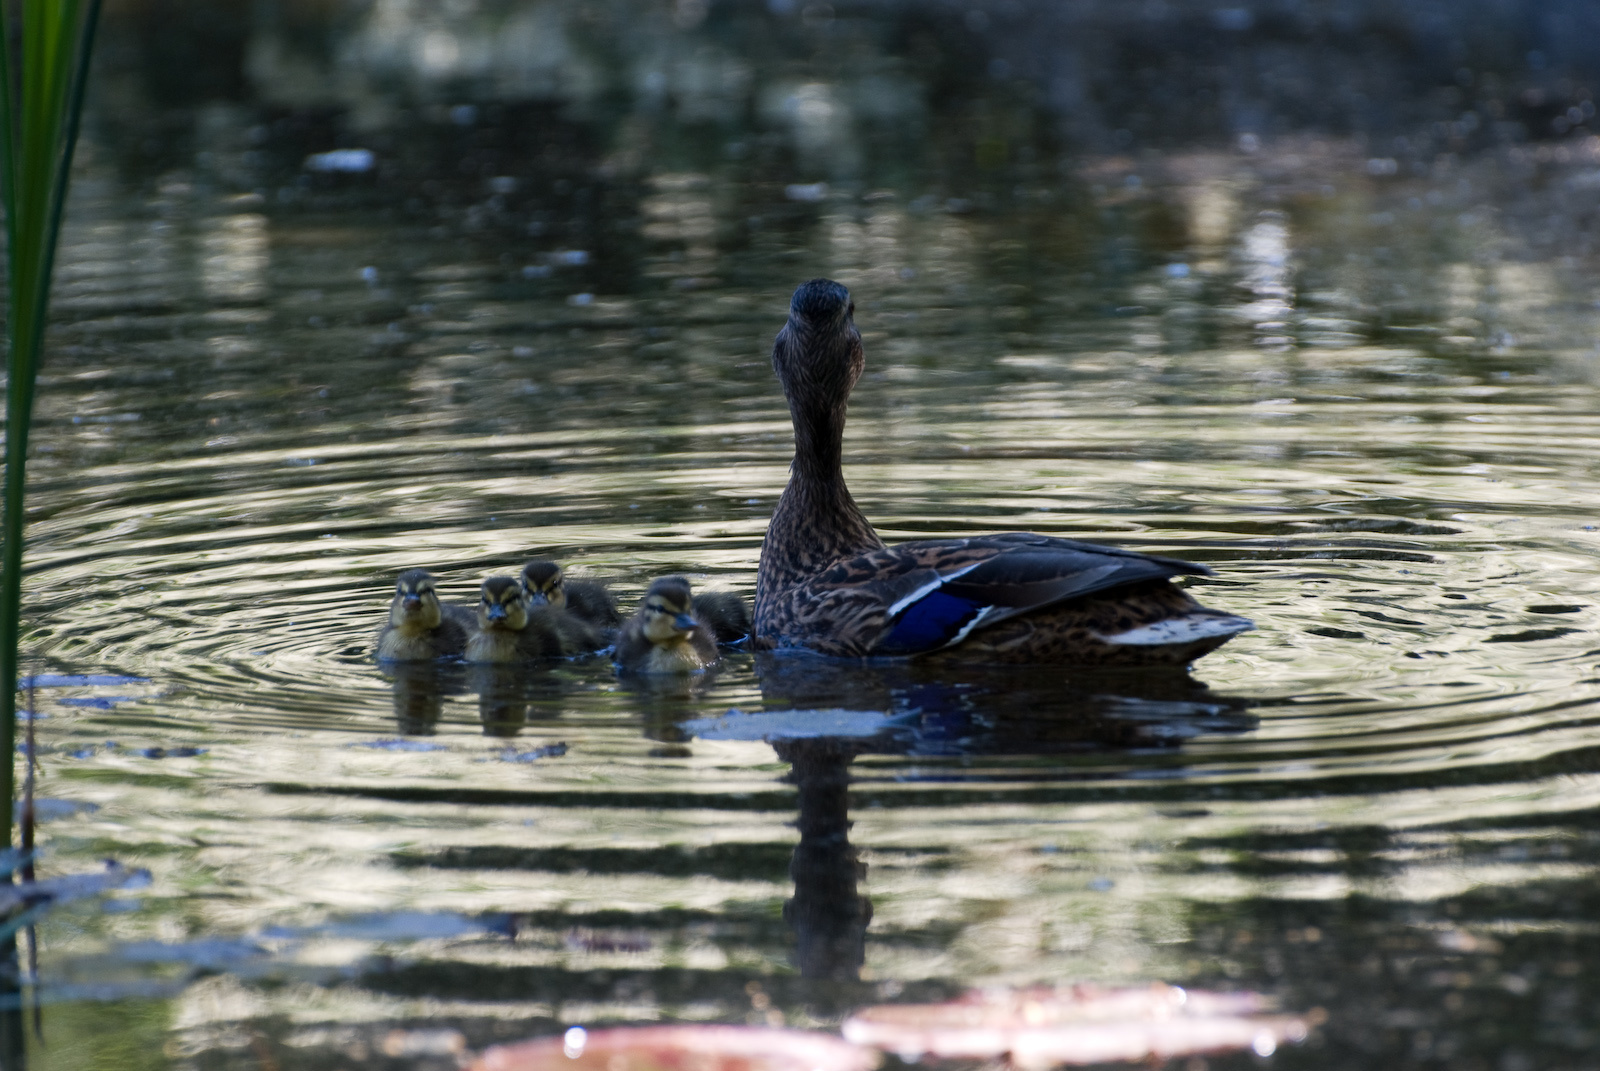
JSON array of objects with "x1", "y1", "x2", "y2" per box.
[{"x1": 0, "y1": 0, "x2": 101, "y2": 847}]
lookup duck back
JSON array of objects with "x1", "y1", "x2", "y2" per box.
[
  {"x1": 529, "y1": 605, "x2": 605, "y2": 655},
  {"x1": 691, "y1": 591, "x2": 752, "y2": 643},
  {"x1": 566, "y1": 580, "x2": 623, "y2": 631}
]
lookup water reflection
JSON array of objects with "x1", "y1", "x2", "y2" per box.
[
  {"x1": 24, "y1": 2, "x2": 1600, "y2": 1067},
  {"x1": 779, "y1": 739, "x2": 870, "y2": 987},
  {"x1": 751, "y1": 654, "x2": 1258, "y2": 755},
  {"x1": 385, "y1": 661, "x2": 465, "y2": 735},
  {"x1": 685, "y1": 659, "x2": 1259, "y2": 991},
  {"x1": 389, "y1": 660, "x2": 603, "y2": 738}
]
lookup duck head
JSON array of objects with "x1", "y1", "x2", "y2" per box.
[
  {"x1": 640, "y1": 577, "x2": 699, "y2": 646},
  {"x1": 521, "y1": 560, "x2": 567, "y2": 609},
  {"x1": 478, "y1": 575, "x2": 530, "y2": 631},
  {"x1": 390, "y1": 568, "x2": 444, "y2": 630},
  {"x1": 772, "y1": 278, "x2": 863, "y2": 439}
]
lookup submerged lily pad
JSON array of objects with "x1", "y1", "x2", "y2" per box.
[
  {"x1": 841, "y1": 984, "x2": 1309, "y2": 1068},
  {"x1": 471, "y1": 1026, "x2": 879, "y2": 1071}
]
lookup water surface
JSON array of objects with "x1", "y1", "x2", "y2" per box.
[{"x1": 15, "y1": 12, "x2": 1600, "y2": 1069}]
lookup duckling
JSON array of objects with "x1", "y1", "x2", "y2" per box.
[
  {"x1": 520, "y1": 560, "x2": 623, "y2": 632},
  {"x1": 614, "y1": 577, "x2": 720, "y2": 674},
  {"x1": 690, "y1": 589, "x2": 752, "y2": 644},
  {"x1": 465, "y1": 576, "x2": 603, "y2": 662},
  {"x1": 375, "y1": 569, "x2": 473, "y2": 661}
]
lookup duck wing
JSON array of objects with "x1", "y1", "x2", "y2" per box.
[{"x1": 826, "y1": 533, "x2": 1212, "y2": 656}]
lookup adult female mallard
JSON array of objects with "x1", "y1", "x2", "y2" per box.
[
  {"x1": 466, "y1": 576, "x2": 604, "y2": 662},
  {"x1": 375, "y1": 569, "x2": 473, "y2": 661},
  {"x1": 753, "y1": 278, "x2": 1253, "y2": 665},
  {"x1": 520, "y1": 560, "x2": 622, "y2": 633},
  {"x1": 614, "y1": 577, "x2": 720, "y2": 674}
]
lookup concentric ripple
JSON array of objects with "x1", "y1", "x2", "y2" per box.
[{"x1": 18, "y1": 147, "x2": 1600, "y2": 1068}]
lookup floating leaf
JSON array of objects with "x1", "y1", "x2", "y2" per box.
[
  {"x1": 471, "y1": 1025, "x2": 879, "y2": 1071},
  {"x1": 841, "y1": 984, "x2": 1309, "y2": 1068}
]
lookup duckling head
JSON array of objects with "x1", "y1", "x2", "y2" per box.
[
  {"x1": 390, "y1": 568, "x2": 444, "y2": 630},
  {"x1": 772, "y1": 278, "x2": 863, "y2": 425},
  {"x1": 640, "y1": 577, "x2": 698, "y2": 646},
  {"x1": 520, "y1": 560, "x2": 567, "y2": 610},
  {"x1": 478, "y1": 575, "x2": 530, "y2": 631}
]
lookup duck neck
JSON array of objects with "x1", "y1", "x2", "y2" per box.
[{"x1": 758, "y1": 398, "x2": 884, "y2": 602}]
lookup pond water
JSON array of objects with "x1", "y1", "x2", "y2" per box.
[{"x1": 12, "y1": 4, "x2": 1600, "y2": 1069}]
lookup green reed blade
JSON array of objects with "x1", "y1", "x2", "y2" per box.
[{"x1": 0, "y1": 0, "x2": 103, "y2": 845}]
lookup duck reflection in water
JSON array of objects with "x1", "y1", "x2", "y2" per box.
[
  {"x1": 381, "y1": 661, "x2": 467, "y2": 735},
  {"x1": 471, "y1": 663, "x2": 534, "y2": 737},
  {"x1": 779, "y1": 736, "x2": 872, "y2": 985},
  {"x1": 665, "y1": 656, "x2": 1256, "y2": 986},
  {"x1": 383, "y1": 660, "x2": 581, "y2": 738}
]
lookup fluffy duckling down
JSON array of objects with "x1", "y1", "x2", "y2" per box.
[
  {"x1": 614, "y1": 577, "x2": 720, "y2": 674},
  {"x1": 467, "y1": 576, "x2": 605, "y2": 662},
  {"x1": 376, "y1": 569, "x2": 471, "y2": 661},
  {"x1": 520, "y1": 559, "x2": 618, "y2": 641}
]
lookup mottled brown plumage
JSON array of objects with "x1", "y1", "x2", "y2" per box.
[
  {"x1": 615, "y1": 577, "x2": 721, "y2": 674},
  {"x1": 375, "y1": 568, "x2": 473, "y2": 661},
  {"x1": 466, "y1": 576, "x2": 604, "y2": 663},
  {"x1": 754, "y1": 278, "x2": 1252, "y2": 665},
  {"x1": 520, "y1": 560, "x2": 623, "y2": 633}
]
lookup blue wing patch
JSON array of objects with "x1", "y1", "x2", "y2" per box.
[{"x1": 877, "y1": 588, "x2": 987, "y2": 655}]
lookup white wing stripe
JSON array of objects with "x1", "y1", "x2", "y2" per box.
[
  {"x1": 885, "y1": 560, "x2": 985, "y2": 617},
  {"x1": 942, "y1": 604, "x2": 1002, "y2": 649}
]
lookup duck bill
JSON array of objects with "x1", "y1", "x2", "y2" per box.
[{"x1": 673, "y1": 613, "x2": 697, "y2": 633}]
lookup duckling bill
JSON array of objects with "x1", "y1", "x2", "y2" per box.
[
  {"x1": 376, "y1": 569, "x2": 472, "y2": 661},
  {"x1": 615, "y1": 577, "x2": 720, "y2": 674}
]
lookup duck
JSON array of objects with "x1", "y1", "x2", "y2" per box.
[
  {"x1": 753, "y1": 278, "x2": 1253, "y2": 666},
  {"x1": 690, "y1": 589, "x2": 752, "y2": 643},
  {"x1": 614, "y1": 577, "x2": 721, "y2": 674},
  {"x1": 375, "y1": 568, "x2": 474, "y2": 661},
  {"x1": 465, "y1": 576, "x2": 604, "y2": 662},
  {"x1": 520, "y1": 559, "x2": 622, "y2": 633}
]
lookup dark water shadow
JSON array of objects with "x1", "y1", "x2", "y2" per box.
[
  {"x1": 749, "y1": 651, "x2": 1258, "y2": 757},
  {"x1": 385, "y1": 660, "x2": 594, "y2": 738},
  {"x1": 620, "y1": 665, "x2": 725, "y2": 750},
  {"x1": 382, "y1": 661, "x2": 470, "y2": 736},
  {"x1": 672, "y1": 655, "x2": 1260, "y2": 995}
]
